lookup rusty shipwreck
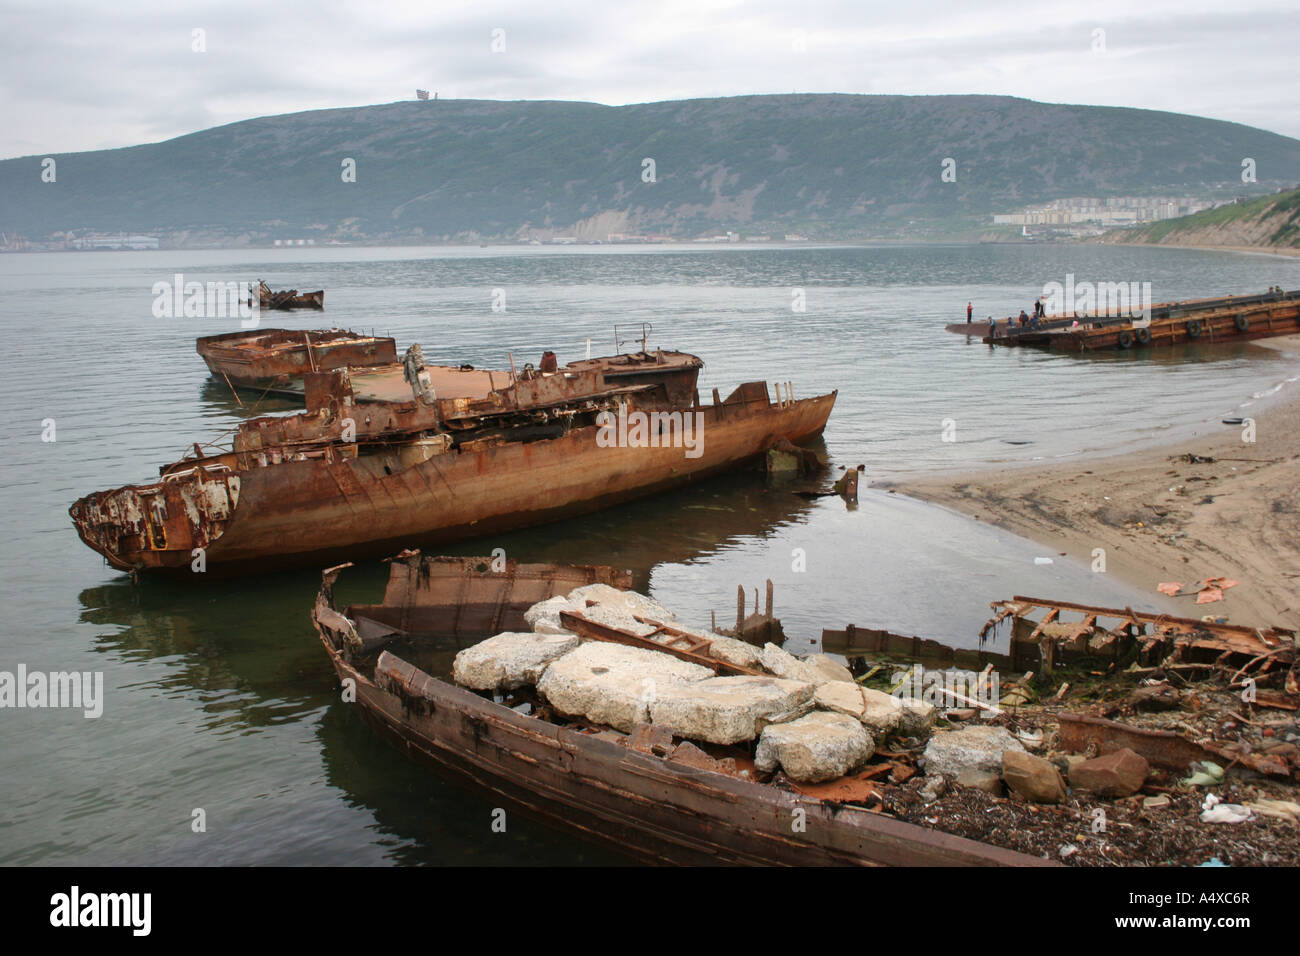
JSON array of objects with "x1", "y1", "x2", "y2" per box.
[
  {"x1": 70, "y1": 343, "x2": 836, "y2": 577},
  {"x1": 312, "y1": 553, "x2": 1048, "y2": 866},
  {"x1": 257, "y1": 280, "x2": 324, "y2": 311},
  {"x1": 197, "y1": 328, "x2": 398, "y2": 391}
]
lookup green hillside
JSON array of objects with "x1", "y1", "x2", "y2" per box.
[
  {"x1": 1104, "y1": 187, "x2": 1300, "y2": 249},
  {"x1": 4, "y1": 94, "x2": 1300, "y2": 244}
]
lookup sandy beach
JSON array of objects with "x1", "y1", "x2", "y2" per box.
[
  {"x1": 1098, "y1": 241, "x2": 1300, "y2": 260},
  {"x1": 886, "y1": 335, "x2": 1300, "y2": 630}
]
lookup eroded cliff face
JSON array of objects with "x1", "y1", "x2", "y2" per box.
[{"x1": 1099, "y1": 189, "x2": 1300, "y2": 252}]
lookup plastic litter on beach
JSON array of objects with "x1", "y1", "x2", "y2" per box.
[
  {"x1": 1200, "y1": 793, "x2": 1252, "y2": 824},
  {"x1": 1182, "y1": 761, "x2": 1226, "y2": 787}
]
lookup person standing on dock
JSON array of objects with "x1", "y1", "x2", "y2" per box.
[{"x1": 967, "y1": 301, "x2": 973, "y2": 324}]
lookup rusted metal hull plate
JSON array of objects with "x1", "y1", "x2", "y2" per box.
[
  {"x1": 349, "y1": 554, "x2": 633, "y2": 640},
  {"x1": 822, "y1": 626, "x2": 1017, "y2": 670}
]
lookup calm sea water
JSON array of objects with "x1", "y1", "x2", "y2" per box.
[{"x1": 2, "y1": 242, "x2": 1299, "y2": 865}]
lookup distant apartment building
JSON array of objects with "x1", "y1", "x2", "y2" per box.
[
  {"x1": 992, "y1": 195, "x2": 1212, "y2": 228},
  {"x1": 68, "y1": 232, "x2": 160, "y2": 250},
  {"x1": 605, "y1": 233, "x2": 674, "y2": 243}
]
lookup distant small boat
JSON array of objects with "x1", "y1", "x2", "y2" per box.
[{"x1": 257, "y1": 280, "x2": 324, "y2": 311}]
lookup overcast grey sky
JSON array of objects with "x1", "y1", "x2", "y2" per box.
[{"x1": 3, "y1": 0, "x2": 1297, "y2": 159}]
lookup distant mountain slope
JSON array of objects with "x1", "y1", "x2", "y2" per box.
[
  {"x1": 4, "y1": 94, "x2": 1300, "y2": 244},
  {"x1": 1100, "y1": 187, "x2": 1300, "y2": 250}
]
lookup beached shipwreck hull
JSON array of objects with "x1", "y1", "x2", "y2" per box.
[
  {"x1": 313, "y1": 555, "x2": 1047, "y2": 866},
  {"x1": 71, "y1": 347, "x2": 835, "y2": 576}
]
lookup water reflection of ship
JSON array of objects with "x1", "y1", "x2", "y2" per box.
[
  {"x1": 198, "y1": 378, "x2": 302, "y2": 418},
  {"x1": 74, "y1": 456, "x2": 829, "y2": 679},
  {"x1": 77, "y1": 572, "x2": 331, "y2": 734},
  {"x1": 314, "y1": 700, "x2": 630, "y2": 865},
  {"x1": 459, "y1": 439, "x2": 833, "y2": 586}
]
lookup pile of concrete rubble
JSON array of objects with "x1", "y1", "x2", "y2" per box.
[{"x1": 451, "y1": 583, "x2": 936, "y2": 783}]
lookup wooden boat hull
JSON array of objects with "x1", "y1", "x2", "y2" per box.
[
  {"x1": 313, "y1": 558, "x2": 1052, "y2": 866},
  {"x1": 71, "y1": 390, "x2": 837, "y2": 576}
]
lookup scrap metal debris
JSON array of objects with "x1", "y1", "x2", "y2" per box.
[
  {"x1": 1157, "y1": 577, "x2": 1240, "y2": 603},
  {"x1": 981, "y1": 595, "x2": 1295, "y2": 677}
]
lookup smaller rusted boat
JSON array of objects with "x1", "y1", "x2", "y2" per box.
[
  {"x1": 312, "y1": 553, "x2": 1051, "y2": 866},
  {"x1": 257, "y1": 280, "x2": 325, "y2": 310},
  {"x1": 196, "y1": 328, "x2": 398, "y2": 390}
]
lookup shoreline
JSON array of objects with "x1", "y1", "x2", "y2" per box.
[
  {"x1": 883, "y1": 335, "x2": 1300, "y2": 630},
  {"x1": 1097, "y1": 240, "x2": 1300, "y2": 259}
]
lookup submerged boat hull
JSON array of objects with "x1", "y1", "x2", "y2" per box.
[{"x1": 71, "y1": 390, "x2": 837, "y2": 576}]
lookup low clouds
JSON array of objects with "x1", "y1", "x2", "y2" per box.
[{"x1": 2, "y1": 0, "x2": 1297, "y2": 159}]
